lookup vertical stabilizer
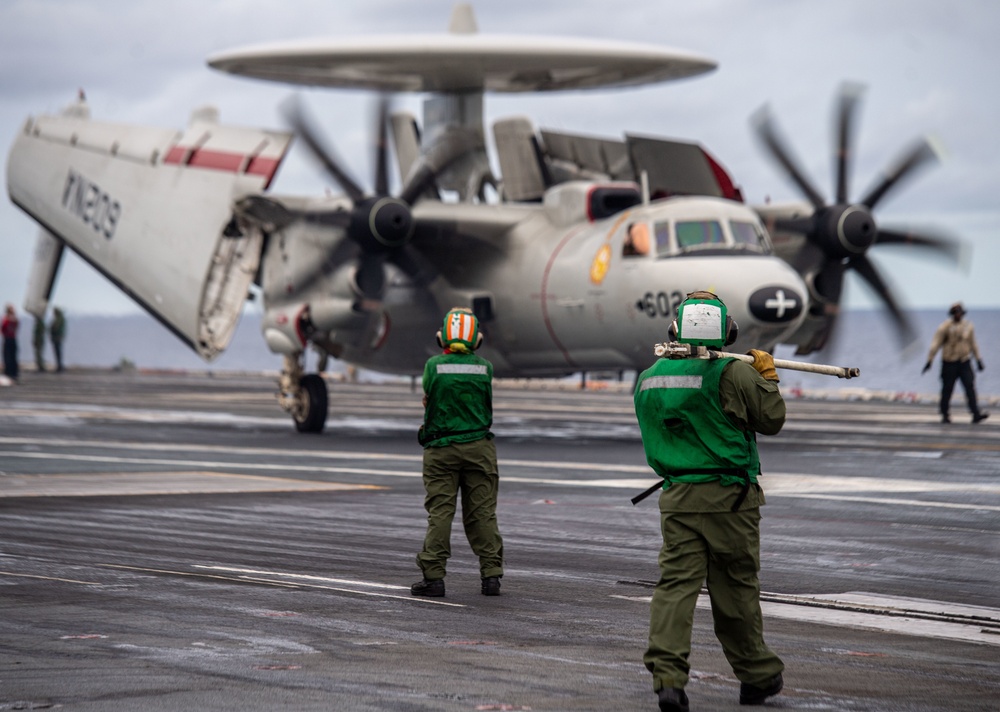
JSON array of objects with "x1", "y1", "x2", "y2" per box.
[
  {"x1": 493, "y1": 117, "x2": 548, "y2": 202},
  {"x1": 390, "y1": 111, "x2": 422, "y2": 190},
  {"x1": 448, "y1": 3, "x2": 477, "y2": 34}
]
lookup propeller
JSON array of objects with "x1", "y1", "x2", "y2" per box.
[
  {"x1": 281, "y1": 95, "x2": 472, "y2": 304},
  {"x1": 753, "y1": 83, "x2": 959, "y2": 349}
]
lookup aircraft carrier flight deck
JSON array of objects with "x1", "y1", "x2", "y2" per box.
[{"x1": 1, "y1": 369, "x2": 997, "y2": 711}]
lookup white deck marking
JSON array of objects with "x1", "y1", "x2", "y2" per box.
[
  {"x1": 99, "y1": 563, "x2": 464, "y2": 607},
  {"x1": 196, "y1": 565, "x2": 408, "y2": 589},
  {"x1": 0, "y1": 468, "x2": 384, "y2": 497},
  {"x1": 0, "y1": 570, "x2": 101, "y2": 585},
  {"x1": 2, "y1": 438, "x2": 997, "y2": 511},
  {"x1": 613, "y1": 591, "x2": 1000, "y2": 647},
  {"x1": 194, "y1": 565, "x2": 464, "y2": 607}
]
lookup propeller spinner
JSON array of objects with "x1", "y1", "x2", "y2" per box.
[
  {"x1": 753, "y1": 83, "x2": 959, "y2": 349},
  {"x1": 282, "y1": 96, "x2": 469, "y2": 303}
]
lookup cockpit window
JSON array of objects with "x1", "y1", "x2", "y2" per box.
[
  {"x1": 652, "y1": 215, "x2": 773, "y2": 258},
  {"x1": 676, "y1": 220, "x2": 724, "y2": 249},
  {"x1": 654, "y1": 221, "x2": 672, "y2": 257},
  {"x1": 730, "y1": 220, "x2": 766, "y2": 251}
]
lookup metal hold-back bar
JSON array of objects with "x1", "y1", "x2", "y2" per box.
[{"x1": 652, "y1": 342, "x2": 860, "y2": 379}]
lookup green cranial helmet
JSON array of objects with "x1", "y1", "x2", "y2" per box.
[
  {"x1": 436, "y1": 307, "x2": 483, "y2": 353},
  {"x1": 672, "y1": 291, "x2": 737, "y2": 348}
]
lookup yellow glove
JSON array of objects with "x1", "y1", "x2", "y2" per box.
[{"x1": 747, "y1": 349, "x2": 779, "y2": 382}]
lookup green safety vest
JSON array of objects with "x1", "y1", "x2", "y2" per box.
[
  {"x1": 420, "y1": 352, "x2": 494, "y2": 448},
  {"x1": 634, "y1": 357, "x2": 760, "y2": 489}
]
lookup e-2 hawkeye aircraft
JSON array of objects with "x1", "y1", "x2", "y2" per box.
[{"x1": 5, "y1": 4, "x2": 957, "y2": 433}]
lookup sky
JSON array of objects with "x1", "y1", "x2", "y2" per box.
[{"x1": 1, "y1": 0, "x2": 998, "y2": 318}]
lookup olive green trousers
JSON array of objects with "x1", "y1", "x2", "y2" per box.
[
  {"x1": 645, "y1": 506, "x2": 784, "y2": 690},
  {"x1": 416, "y1": 438, "x2": 504, "y2": 580}
]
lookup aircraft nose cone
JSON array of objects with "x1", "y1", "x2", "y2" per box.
[{"x1": 748, "y1": 286, "x2": 804, "y2": 323}]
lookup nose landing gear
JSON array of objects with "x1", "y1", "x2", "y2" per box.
[{"x1": 278, "y1": 353, "x2": 329, "y2": 433}]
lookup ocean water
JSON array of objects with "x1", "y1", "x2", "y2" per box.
[
  {"x1": 772, "y1": 308, "x2": 999, "y2": 403},
  {"x1": 15, "y1": 308, "x2": 1000, "y2": 401}
]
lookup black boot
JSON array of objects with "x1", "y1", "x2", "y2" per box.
[
  {"x1": 657, "y1": 687, "x2": 689, "y2": 712},
  {"x1": 739, "y1": 673, "x2": 783, "y2": 705},
  {"x1": 410, "y1": 578, "x2": 445, "y2": 597},
  {"x1": 481, "y1": 576, "x2": 501, "y2": 596}
]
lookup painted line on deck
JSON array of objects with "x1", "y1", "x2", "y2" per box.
[
  {"x1": 0, "y1": 570, "x2": 102, "y2": 585},
  {"x1": 773, "y1": 493, "x2": 1000, "y2": 511},
  {"x1": 0, "y1": 468, "x2": 385, "y2": 497},
  {"x1": 2, "y1": 444, "x2": 997, "y2": 511},
  {"x1": 188, "y1": 564, "x2": 463, "y2": 607},
  {"x1": 195, "y1": 565, "x2": 407, "y2": 590},
  {"x1": 0, "y1": 450, "x2": 410, "y2": 478},
  {"x1": 612, "y1": 591, "x2": 1000, "y2": 647},
  {"x1": 98, "y1": 563, "x2": 463, "y2": 606}
]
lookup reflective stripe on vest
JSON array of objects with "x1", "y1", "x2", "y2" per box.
[
  {"x1": 639, "y1": 375, "x2": 703, "y2": 391},
  {"x1": 436, "y1": 364, "x2": 488, "y2": 375}
]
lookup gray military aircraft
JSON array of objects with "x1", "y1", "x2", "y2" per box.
[{"x1": 5, "y1": 4, "x2": 956, "y2": 432}]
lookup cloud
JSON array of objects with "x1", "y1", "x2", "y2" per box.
[{"x1": 1, "y1": 0, "x2": 998, "y2": 317}]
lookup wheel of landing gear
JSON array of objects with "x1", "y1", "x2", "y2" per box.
[{"x1": 293, "y1": 373, "x2": 328, "y2": 433}]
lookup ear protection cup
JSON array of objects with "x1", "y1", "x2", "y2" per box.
[{"x1": 724, "y1": 316, "x2": 739, "y2": 346}]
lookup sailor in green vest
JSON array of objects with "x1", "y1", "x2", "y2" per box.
[
  {"x1": 634, "y1": 291, "x2": 785, "y2": 712},
  {"x1": 411, "y1": 307, "x2": 504, "y2": 598}
]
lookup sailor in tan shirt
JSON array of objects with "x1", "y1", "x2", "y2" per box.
[{"x1": 922, "y1": 302, "x2": 988, "y2": 424}]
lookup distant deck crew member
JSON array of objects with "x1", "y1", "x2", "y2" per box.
[
  {"x1": 922, "y1": 302, "x2": 988, "y2": 424},
  {"x1": 50, "y1": 307, "x2": 67, "y2": 373},
  {"x1": 32, "y1": 316, "x2": 46, "y2": 372},
  {"x1": 411, "y1": 308, "x2": 504, "y2": 598},
  {"x1": 634, "y1": 291, "x2": 785, "y2": 711},
  {"x1": 2, "y1": 304, "x2": 20, "y2": 382}
]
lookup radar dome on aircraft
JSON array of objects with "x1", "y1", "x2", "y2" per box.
[{"x1": 207, "y1": 3, "x2": 716, "y2": 94}]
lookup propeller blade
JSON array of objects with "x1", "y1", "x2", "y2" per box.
[
  {"x1": 398, "y1": 129, "x2": 478, "y2": 206},
  {"x1": 773, "y1": 216, "x2": 817, "y2": 235},
  {"x1": 813, "y1": 259, "x2": 847, "y2": 305},
  {"x1": 373, "y1": 95, "x2": 391, "y2": 197},
  {"x1": 387, "y1": 244, "x2": 437, "y2": 287},
  {"x1": 304, "y1": 209, "x2": 352, "y2": 229},
  {"x1": 354, "y1": 252, "x2": 387, "y2": 301},
  {"x1": 282, "y1": 96, "x2": 366, "y2": 203},
  {"x1": 861, "y1": 137, "x2": 941, "y2": 211},
  {"x1": 848, "y1": 253, "x2": 916, "y2": 345},
  {"x1": 292, "y1": 233, "x2": 361, "y2": 296},
  {"x1": 875, "y1": 227, "x2": 962, "y2": 263},
  {"x1": 752, "y1": 106, "x2": 827, "y2": 210},
  {"x1": 233, "y1": 195, "x2": 299, "y2": 232},
  {"x1": 834, "y1": 83, "x2": 864, "y2": 205}
]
